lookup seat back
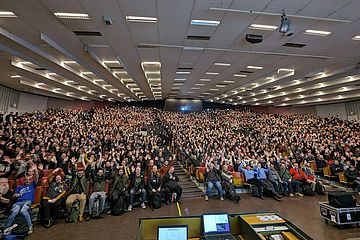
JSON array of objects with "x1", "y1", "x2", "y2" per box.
[
  {"x1": 323, "y1": 166, "x2": 331, "y2": 176},
  {"x1": 338, "y1": 172, "x2": 347, "y2": 182},
  {"x1": 231, "y1": 172, "x2": 242, "y2": 187}
]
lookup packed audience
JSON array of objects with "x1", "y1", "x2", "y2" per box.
[{"x1": 0, "y1": 108, "x2": 359, "y2": 236}]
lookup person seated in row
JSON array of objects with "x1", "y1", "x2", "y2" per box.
[
  {"x1": 128, "y1": 166, "x2": 146, "y2": 211},
  {"x1": 110, "y1": 167, "x2": 129, "y2": 214},
  {"x1": 65, "y1": 168, "x2": 88, "y2": 222},
  {"x1": 279, "y1": 163, "x2": 294, "y2": 197},
  {"x1": 0, "y1": 178, "x2": 12, "y2": 214},
  {"x1": 40, "y1": 168, "x2": 67, "y2": 228},
  {"x1": 238, "y1": 160, "x2": 263, "y2": 199},
  {"x1": 345, "y1": 165, "x2": 360, "y2": 194},
  {"x1": 88, "y1": 168, "x2": 107, "y2": 219},
  {"x1": 204, "y1": 162, "x2": 224, "y2": 201},
  {"x1": 302, "y1": 161, "x2": 317, "y2": 192},
  {"x1": 254, "y1": 162, "x2": 282, "y2": 201},
  {"x1": 147, "y1": 165, "x2": 162, "y2": 209},
  {"x1": 4, "y1": 165, "x2": 38, "y2": 235},
  {"x1": 163, "y1": 165, "x2": 182, "y2": 204},
  {"x1": 289, "y1": 163, "x2": 306, "y2": 197}
]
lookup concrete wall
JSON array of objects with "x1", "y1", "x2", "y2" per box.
[
  {"x1": 7, "y1": 92, "x2": 47, "y2": 113},
  {"x1": 316, "y1": 103, "x2": 347, "y2": 120}
]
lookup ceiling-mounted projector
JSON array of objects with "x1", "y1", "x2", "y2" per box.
[{"x1": 246, "y1": 34, "x2": 263, "y2": 44}]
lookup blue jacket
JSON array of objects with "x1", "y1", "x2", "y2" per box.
[
  {"x1": 238, "y1": 162, "x2": 255, "y2": 181},
  {"x1": 254, "y1": 166, "x2": 269, "y2": 180}
]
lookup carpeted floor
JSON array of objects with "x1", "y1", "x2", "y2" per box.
[{"x1": 28, "y1": 194, "x2": 360, "y2": 240}]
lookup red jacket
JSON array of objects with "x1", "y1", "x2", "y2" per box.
[{"x1": 290, "y1": 168, "x2": 307, "y2": 181}]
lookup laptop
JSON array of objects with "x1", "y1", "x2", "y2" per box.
[
  {"x1": 202, "y1": 213, "x2": 236, "y2": 240},
  {"x1": 157, "y1": 225, "x2": 188, "y2": 240}
]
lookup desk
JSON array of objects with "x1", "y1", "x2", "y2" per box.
[{"x1": 136, "y1": 212, "x2": 312, "y2": 240}]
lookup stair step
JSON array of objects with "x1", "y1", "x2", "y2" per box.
[{"x1": 182, "y1": 193, "x2": 203, "y2": 199}]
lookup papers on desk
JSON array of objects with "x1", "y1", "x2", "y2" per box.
[
  {"x1": 256, "y1": 215, "x2": 283, "y2": 221},
  {"x1": 253, "y1": 225, "x2": 289, "y2": 232}
]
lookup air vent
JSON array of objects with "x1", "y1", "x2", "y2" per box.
[
  {"x1": 177, "y1": 67, "x2": 193, "y2": 70},
  {"x1": 110, "y1": 66, "x2": 124, "y2": 70},
  {"x1": 137, "y1": 44, "x2": 158, "y2": 49},
  {"x1": 73, "y1": 31, "x2": 102, "y2": 36},
  {"x1": 239, "y1": 70, "x2": 254, "y2": 74},
  {"x1": 283, "y1": 42, "x2": 306, "y2": 48},
  {"x1": 35, "y1": 67, "x2": 47, "y2": 71},
  {"x1": 186, "y1": 35, "x2": 211, "y2": 40}
]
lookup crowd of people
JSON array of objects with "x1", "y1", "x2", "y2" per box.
[
  {"x1": 163, "y1": 110, "x2": 360, "y2": 200},
  {"x1": 0, "y1": 107, "x2": 359, "y2": 236}
]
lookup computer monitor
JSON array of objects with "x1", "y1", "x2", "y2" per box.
[
  {"x1": 157, "y1": 225, "x2": 188, "y2": 240},
  {"x1": 202, "y1": 213, "x2": 231, "y2": 235}
]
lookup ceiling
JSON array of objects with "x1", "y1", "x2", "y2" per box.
[{"x1": 0, "y1": 0, "x2": 359, "y2": 106}]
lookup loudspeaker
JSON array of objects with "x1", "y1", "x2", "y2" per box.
[
  {"x1": 328, "y1": 192, "x2": 356, "y2": 208},
  {"x1": 245, "y1": 34, "x2": 263, "y2": 44}
]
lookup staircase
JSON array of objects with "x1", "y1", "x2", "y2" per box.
[{"x1": 173, "y1": 162, "x2": 203, "y2": 199}]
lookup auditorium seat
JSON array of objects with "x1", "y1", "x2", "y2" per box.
[{"x1": 231, "y1": 172, "x2": 242, "y2": 188}]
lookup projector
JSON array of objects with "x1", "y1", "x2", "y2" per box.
[{"x1": 246, "y1": 34, "x2": 263, "y2": 44}]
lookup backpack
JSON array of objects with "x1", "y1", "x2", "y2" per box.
[
  {"x1": 315, "y1": 181, "x2": 325, "y2": 195},
  {"x1": 152, "y1": 193, "x2": 162, "y2": 209},
  {"x1": 91, "y1": 195, "x2": 102, "y2": 218},
  {"x1": 302, "y1": 185, "x2": 315, "y2": 196},
  {"x1": 66, "y1": 200, "x2": 80, "y2": 223},
  {"x1": 251, "y1": 185, "x2": 260, "y2": 197},
  {"x1": 111, "y1": 195, "x2": 126, "y2": 216}
]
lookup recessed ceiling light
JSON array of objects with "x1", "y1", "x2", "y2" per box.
[
  {"x1": 195, "y1": 83, "x2": 205, "y2": 86},
  {"x1": 200, "y1": 78, "x2": 211, "y2": 82},
  {"x1": 174, "y1": 78, "x2": 186, "y2": 81},
  {"x1": 205, "y1": 72, "x2": 219, "y2": 75},
  {"x1": 81, "y1": 72, "x2": 93, "y2": 75},
  {"x1": 209, "y1": 88, "x2": 218, "y2": 91},
  {"x1": 304, "y1": 29, "x2": 331, "y2": 36},
  {"x1": 215, "y1": 85, "x2": 226, "y2": 88},
  {"x1": 176, "y1": 71, "x2": 191, "y2": 74},
  {"x1": 0, "y1": 11, "x2": 17, "y2": 17},
  {"x1": 249, "y1": 24, "x2": 277, "y2": 31},
  {"x1": 278, "y1": 68, "x2": 295, "y2": 73},
  {"x1": 214, "y1": 62, "x2": 231, "y2": 66},
  {"x1": 247, "y1": 65, "x2": 263, "y2": 70},
  {"x1": 102, "y1": 60, "x2": 119, "y2": 64},
  {"x1": 173, "y1": 83, "x2": 183, "y2": 86},
  {"x1": 234, "y1": 74, "x2": 247, "y2": 78},
  {"x1": 223, "y1": 80, "x2": 235, "y2": 83},
  {"x1": 352, "y1": 35, "x2": 360, "y2": 41},
  {"x1": 126, "y1": 16, "x2": 157, "y2": 23},
  {"x1": 54, "y1": 12, "x2": 90, "y2": 20},
  {"x1": 191, "y1": 19, "x2": 220, "y2": 26},
  {"x1": 10, "y1": 75, "x2": 22, "y2": 78},
  {"x1": 191, "y1": 87, "x2": 200, "y2": 90},
  {"x1": 18, "y1": 61, "x2": 31, "y2": 65},
  {"x1": 62, "y1": 61, "x2": 76, "y2": 64}
]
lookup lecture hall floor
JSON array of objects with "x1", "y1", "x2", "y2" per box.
[{"x1": 29, "y1": 194, "x2": 360, "y2": 240}]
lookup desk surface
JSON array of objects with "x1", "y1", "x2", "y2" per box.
[{"x1": 241, "y1": 214, "x2": 286, "y2": 225}]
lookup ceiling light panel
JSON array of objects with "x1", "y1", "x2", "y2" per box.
[
  {"x1": 214, "y1": 62, "x2": 231, "y2": 66},
  {"x1": 191, "y1": 19, "x2": 220, "y2": 26},
  {"x1": 126, "y1": 16, "x2": 157, "y2": 23},
  {"x1": 247, "y1": 65, "x2": 263, "y2": 70},
  {"x1": 249, "y1": 24, "x2": 277, "y2": 31},
  {"x1": 141, "y1": 61, "x2": 162, "y2": 99},
  {"x1": 0, "y1": 11, "x2": 17, "y2": 17},
  {"x1": 352, "y1": 36, "x2": 360, "y2": 41},
  {"x1": 303, "y1": 29, "x2": 331, "y2": 36},
  {"x1": 54, "y1": 12, "x2": 90, "y2": 20}
]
